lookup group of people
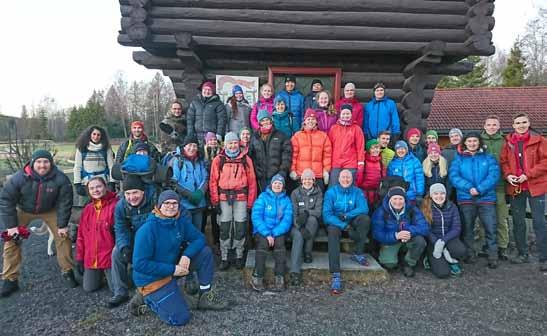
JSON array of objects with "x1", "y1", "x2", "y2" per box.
[{"x1": 0, "y1": 76, "x2": 546, "y2": 327}]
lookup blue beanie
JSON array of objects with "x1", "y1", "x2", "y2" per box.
[
  {"x1": 394, "y1": 140, "x2": 408, "y2": 151},
  {"x1": 157, "y1": 190, "x2": 179, "y2": 208},
  {"x1": 232, "y1": 85, "x2": 243, "y2": 95},
  {"x1": 271, "y1": 174, "x2": 285, "y2": 186}
]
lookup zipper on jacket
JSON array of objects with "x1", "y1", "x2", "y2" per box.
[{"x1": 34, "y1": 180, "x2": 42, "y2": 213}]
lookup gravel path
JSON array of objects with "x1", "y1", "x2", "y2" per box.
[{"x1": 1, "y1": 234, "x2": 546, "y2": 336}]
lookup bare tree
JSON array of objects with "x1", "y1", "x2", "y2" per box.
[{"x1": 521, "y1": 8, "x2": 547, "y2": 85}]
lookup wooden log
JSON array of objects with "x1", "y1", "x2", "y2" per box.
[
  {"x1": 342, "y1": 73, "x2": 404, "y2": 88},
  {"x1": 354, "y1": 89, "x2": 434, "y2": 102},
  {"x1": 132, "y1": 51, "x2": 185, "y2": 69},
  {"x1": 120, "y1": 6, "x2": 468, "y2": 29}
]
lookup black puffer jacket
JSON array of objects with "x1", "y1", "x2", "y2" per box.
[
  {"x1": 187, "y1": 94, "x2": 227, "y2": 140},
  {"x1": 249, "y1": 129, "x2": 292, "y2": 189},
  {"x1": 0, "y1": 163, "x2": 73, "y2": 229}
]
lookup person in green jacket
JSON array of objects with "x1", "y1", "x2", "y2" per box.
[
  {"x1": 481, "y1": 115, "x2": 509, "y2": 260},
  {"x1": 378, "y1": 130, "x2": 395, "y2": 167}
]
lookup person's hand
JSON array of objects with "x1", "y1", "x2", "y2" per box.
[
  {"x1": 296, "y1": 212, "x2": 308, "y2": 227},
  {"x1": 170, "y1": 131, "x2": 179, "y2": 140},
  {"x1": 58, "y1": 227, "x2": 68, "y2": 238},
  {"x1": 120, "y1": 247, "x2": 132, "y2": 264},
  {"x1": 506, "y1": 175, "x2": 519, "y2": 186},
  {"x1": 396, "y1": 231, "x2": 411, "y2": 242},
  {"x1": 174, "y1": 264, "x2": 188, "y2": 277},
  {"x1": 516, "y1": 174, "x2": 528, "y2": 183},
  {"x1": 323, "y1": 170, "x2": 329, "y2": 185},
  {"x1": 338, "y1": 213, "x2": 347, "y2": 222},
  {"x1": 178, "y1": 255, "x2": 191, "y2": 273},
  {"x1": 469, "y1": 188, "x2": 479, "y2": 196},
  {"x1": 215, "y1": 205, "x2": 222, "y2": 216},
  {"x1": 290, "y1": 171, "x2": 298, "y2": 181},
  {"x1": 266, "y1": 236, "x2": 275, "y2": 247},
  {"x1": 356, "y1": 165, "x2": 365, "y2": 186},
  {"x1": 7, "y1": 227, "x2": 19, "y2": 237}
]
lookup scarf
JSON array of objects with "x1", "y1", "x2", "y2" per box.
[
  {"x1": 259, "y1": 123, "x2": 273, "y2": 135},
  {"x1": 389, "y1": 203, "x2": 406, "y2": 223},
  {"x1": 224, "y1": 147, "x2": 240, "y2": 159},
  {"x1": 509, "y1": 131, "x2": 530, "y2": 176}
]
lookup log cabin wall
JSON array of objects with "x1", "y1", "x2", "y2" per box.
[{"x1": 118, "y1": 0, "x2": 495, "y2": 132}]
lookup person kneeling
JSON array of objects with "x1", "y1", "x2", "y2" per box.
[
  {"x1": 372, "y1": 187, "x2": 429, "y2": 277},
  {"x1": 131, "y1": 191, "x2": 229, "y2": 326}
]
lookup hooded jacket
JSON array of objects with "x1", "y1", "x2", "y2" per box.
[
  {"x1": 116, "y1": 135, "x2": 160, "y2": 164},
  {"x1": 328, "y1": 121, "x2": 365, "y2": 169},
  {"x1": 363, "y1": 96, "x2": 400, "y2": 140},
  {"x1": 481, "y1": 131, "x2": 506, "y2": 188},
  {"x1": 323, "y1": 184, "x2": 369, "y2": 230},
  {"x1": 172, "y1": 156, "x2": 209, "y2": 210},
  {"x1": 314, "y1": 107, "x2": 338, "y2": 133},
  {"x1": 358, "y1": 152, "x2": 385, "y2": 205},
  {"x1": 387, "y1": 153, "x2": 425, "y2": 201},
  {"x1": 114, "y1": 193, "x2": 155, "y2": 251},
  {"x1": 187, "y1": 93, "x2": 227, "y2": 139},
  {"x1": 252, "y1": 188, "x2": 293, "y2": 237},
  {"x1": 335, "y1": 97, "x2": 364, "y2": 127},
  {"x1": 226, "y1": 97, "x2": 252, "y2": 134},
  {"x1": 159, "y1": 111, "x2": 187, "y2": 153},
  {"x1": 275, "y1": 90, "x2": 305, "y2": 128},
  {"x1": 272, "y1": 109, "x2": 299, "y2": 138},
  {"x1": 291, "y1": 128, "x2": 332, "y2": 178}
]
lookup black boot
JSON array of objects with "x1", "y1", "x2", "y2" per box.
[
  {"x1": 62, "y1": 270, "x2": 78, "y2": 288},
  {"x1": 1, "y1": 279, "x2": 19, "y2": 298},
  {"x1": 107, "y1": 294, "x2": 130, "y2": 308},
  {"x1": 219, "y1": 260, "x2": 230, "y2": 271},
  {"x1": 403, "y1": 264, "x2": 415, "y2": 277}
]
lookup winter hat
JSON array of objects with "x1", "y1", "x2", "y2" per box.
[
  {"x1": 427, "y1": 143, "x2": 441, "y2": 155},
  {"x1": 257, "y1": 109, "x2": 271, "y2": 122},
  {"x1": 340, "y1": 104, "x2": 353, "y2": 112},
  {"x1": 463, "y1": 131, "x2": 481, "y2": 143},
  {"x1": 394, "y1": 140, "x2": 408, "y2": 151},
  {"x1": 131, "y1": 120, "x2": 144, "y2": 129},
  {"x1": 157, "y1": 190, "x2": 179, "y2": 208},
  {"x1": 301, "y1": 168, "x2": 315, "y2": 180},
  {"x1": 224, "y1": 132, "x2": 239, "y2": 144},
  {"x1": 274, "y1": 96, "x2": 288, "y2": 106},
  {"x1": 344, "y1": 82, "x2": 356, "y2": 91},
  {"x1": 387, "y1": 186, "x2": 406, "y2": 200},
  {"x1": 284, "y1": 75, "x2": 296, "y2": 83},
  {"x1": 239, "y1": 127, "x2": 251, "y2": 137},
  {"x1": 134, "y1": 141, "x2": 149, "y2": 153},
  {"x1": 429, "y1": 183, "x2": 447, "y2": 195},
  {"x1": 232, "y1": 85, "x2": 243, "y2": 95},
  {"x1": 365, "y1": 139, "x2": 380, "y2": 151},
  {"x1": 31, "y1": 149, "x2": 53, "y2": 165},
  {"x1": 311, "y1": 79, "x2": 323, "y2": 89},
  {"x1": 426, "y1": 130, "x2": 438, "y2": 141},
  {"x1": 200, "y1": 80, "x2": 215, "y2": 93},
  {"x1": 448, "y1": 128, "x2": 463, "y2": 138},
  {"x1": 373, "y1": 82, "x2": 386, "y2": 91},
  {"x1": 271, "y1": 174, "x2": 285, "y2": 186},
  {"x1": 304, "y1": 108, "x2": 317, "y2": 120},
  {"x1": 123, "y1": 174, "x2": 145, "y2": 192},
  {"x1": 405, "y1": 128, "x2": 422, "y2": 140},
  {"x1": 205, "y1": 132, "x2": 216, "y2": 143},
  {"x1": 182, "y1": 134, "x2": 199, "y2": 147}
]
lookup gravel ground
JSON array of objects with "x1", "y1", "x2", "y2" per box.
[{"x1": 1, "y1": 234, "x2": 546, "y2": 336}]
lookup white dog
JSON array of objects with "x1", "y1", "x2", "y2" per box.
[{"x1": 30, "y1": 222, "x2": 55, "y2": 256}]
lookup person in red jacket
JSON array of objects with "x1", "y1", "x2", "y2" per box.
[
  {"x1": 335, "y1": 82, "x2": 363, "y2": 127},
  {"x1": 75, "y1": 176, "x2": 118, "y2": 292},
  {"x1": 500, "y1": 113, "x2": 547, "y2": 270},
  {"x1": 328, "y1": 104, "x2": 365, "y2": 186},
  {"x1": 357, "y1": 139, "x2": 386, "y2": 209}
]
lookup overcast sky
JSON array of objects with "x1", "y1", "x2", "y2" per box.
[{"x1": 0, "y1": 0, "x2": 544, "y2": 117}]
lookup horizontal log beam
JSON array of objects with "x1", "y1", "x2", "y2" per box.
[
  {"x1": 132, "y1": 51, "x2": 184, "y2": 69},
  {"x1": 355, "y1": 89, "x2": 435, "y2": 102}
]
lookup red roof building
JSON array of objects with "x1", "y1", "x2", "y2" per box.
[{"x1": 429, "y1": 87, "x2": 547, "y2": 135}]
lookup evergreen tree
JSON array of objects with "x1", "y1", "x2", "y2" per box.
[
  {"x1": 502, "y1": 41, "x2": 527, "y2": 87},
  {"x1": 437, "y1": 56, "x2": 489, "y2": 88},
  {"x1": 66, "y1": 92, "x2": 107, "y2": 140}
]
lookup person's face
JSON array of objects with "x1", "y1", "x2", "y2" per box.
[
  {"x1": 240, "y1": 130, "x2": 251, "y2": 143},
  {"x1": 318, "y1": 92, "x2": 329, "y2": 107},
  {"x1": 312, "y1": 83, "x2": 323, "y2": 92},
  {"x1": 207, "y1": 138, "x2": 218, "y2": 148},
  {"x1": 184, "y1": 143, "x2": 198, "y2": 156},
  {"x1": 131, "y1": 125, "x2": 143, "y2": 138},
  {"x1": 90, "y1": 129, "x2": 102, "y2": 144},
  {"x1": 464, "y1": 137, "x2": 480, "y2": 152},
  {"x1": 88, "y1": 179, "x2": 106, "y2": 200},
  {"x1": 449, "y1": 133, "x2": 461, "y2": 145},
  {"x1": 226, "y1": 140, "x2": 239, "y2": 152},
  {"x1": 429, "y1": 151, "x2": 440, "y2": 162},
  {"x1": 301, "y1": 176, "x2": 314, "y2": 189},
  {"x1": 379, "y1": 135, "x2": 390, "y2": 148},
  {"x1": 136, "y1": 149, "x2": 148, "y2": 155},
  {"x1": 374, "y1": 87, "x2": 385, "y2": 100},
  {"x1": 408, "y1": 134, "x2": 420, "y2": 145},
  {"x1": 285, "y1": 81, "x2": 295, "y2": 92},
  {"x1": 484, "y1": 118, "x2": 500, "y2": 135},
  {"x1": 304, "y1": 117, "x2": 317, "y2": 130},
  {"x1": 171, "y1": 103, "x2": 183, "y2": 117},
  {"x1": 370, "y1": 145, "x2": 381, "y2": 156},
  {"x1": 513, "y1": 116, "x2": 530, "y2": 135},
  {"x1": 431, "y1": 191, "x2": 446, "y2": 205},
  {"x1": 259, "y1": 118, "x2": 272, "y2": 128},
  {"x1": 33, "y1": 158, "x2": 51, "y2": 176},
  {"x1": 261, "y1": 86, "x2": 273, "y2": 99},
  {"x1": 340, "y1": 109, "x2": 352, "y2": 121},
  {"x1": 275, "y1": 101, "x2": 286, "y2": 112},
  {"x1": 124, "y1": 189, "x2": 145, "y2": 207},
  {"x1": 389, "y1": 195, "x2": 405, "y2": 210},
  {"x1": 160, "y1": 200, "x2": 179, "y2": 217},
  {"x1": 396, "y1": 147, "x2": 407, "y2": 158},
  {"x1": 235, "y1": 92, "x2": 244, "y2": 101},
  {"x1": 344, "y1": 87, "x2": 355, "y2": 99},
  {"x1": 202, "y1": 87, "x2": 213, "y2": 97},
  {"x1": 338, "y1": 170, "x2": 353, "y2": 188},
  {"x1": 271, "y1": 181, "x2": 284, "y2": 192},
  {"x1": 426, "y1": 135, "x2": 437, "y2": 144}
]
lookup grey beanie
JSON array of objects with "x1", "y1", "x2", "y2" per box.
[
  {"x1": 224, "y1": 132, "x2": 239, "y2": 143},
  {"x1": 429, "y1": 183, "x2": 447, "y2": 195},
  {"x1": 448, "y1": 128, "x2": 463, "y2": 138},
  {"x1": 301, "y1": 168, "x2": 315, "y2": 180},
  {"x1": 157, "y1": 190, "x2": 179, "y2": 208}
]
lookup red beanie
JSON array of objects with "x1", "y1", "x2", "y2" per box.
[
  {"x1": 201, "y1": 81, "x2": 215, "y2": 93},
  {"x1": 405, "y1": 128, "x2": 421, "y2": 140},
  {"x1": 427, "y1": 143, "x2": 441, "y2": 155},
  {"x1": 131, "y1": 120, "x2": 144, "y2": 129},
  {"x1": 304, "y1": 108, "x2": 317, "y2": 120}
]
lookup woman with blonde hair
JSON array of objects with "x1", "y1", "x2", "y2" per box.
[
  {"x1": 422, "y1": 143, "x2": 448, "y2": 194},
  {"x1": 250, "y1": 83, "x2": 274, "y2": 131},
  {"x1": 314, "y1": 90, "x2": 338, "y2": 132}
]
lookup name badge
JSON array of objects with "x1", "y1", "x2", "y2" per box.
[{"x1": 298, "y1": 202, "x2": 305, "y2": 206}]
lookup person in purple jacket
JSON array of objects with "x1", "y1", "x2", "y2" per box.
[{"x1": 420, "y1": 183, "x2": 465, "y2": 278}]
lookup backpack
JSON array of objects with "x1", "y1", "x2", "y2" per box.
[
  {"x1": 80, "y1": 148, "x2": 110, "y2": 180},
  {"x1": 377, "y1": 175, "x2": 409, "y2": 206},
  {"x1": 217, "y1": 154, "x2": 248, "y2": 181}
]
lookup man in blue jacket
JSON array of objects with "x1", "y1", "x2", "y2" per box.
[
  {"x1": 449, "y1": 132, "x2": 500, "y2": 268},
  {"x1": 275, "y1": 75, "x2": 304, "y2": 128},
  {"x1": 323, "y1": 169, "x2": 370, "y2": 295},
  {"x1": 108, "y1": 175, "x2": 154, "y2": 308},
  {"x1": 387, "y1": 141, "x2": 425, "y2": 205},
  {"x1": 372, "y1": 187, "x2": 429, "y2": 277},
  {"x1": 131, "y1": 190, "x2": 228, "y2": 326},
  {"x1": 363, "y1": 82, "x2": 401, "y2": 141}
]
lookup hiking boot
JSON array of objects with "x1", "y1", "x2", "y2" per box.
[
  {"x1": 498, "y1": 248, "x2": 509, "y2": 261},
  {"x1": 62, "y1": 270, "x2": 78, "y2": 288},
  {"x1": 463, "y1": 255, "x2": 477, "y2": 264},
  {"x1": 510, "y1": 254, "x2": 530, "y2": 264},
  {"x1": 449, "y1": 263, "x2": 463, "y2": 277},
  {"x1": 129, "y1": 292, "x2": 148, "y2": 317},
  {"x1": 272, "y1": 275, "x2": 285, "y2": 292},
  {"x1": 303, "y1": 253, "x2": 313, "y2": 264},
  {"x1": 477, "y1": 246, "x2": 489, "y2": 258},
  {"x1": 234, "y1": 258, "x2": 245, "y2": 270},
  {"x1": 107, "y1": 294, "x2": 129, "y2": 308},
  {"x1": 539, "y1": 260, "x2": 547, "y2": 272},
  {"x1": 184, "y1": 292, "x2": 199, "y2": 310},
  {"x1": 198, "y1": 288, "x2": 230, "y2": 310},
  {"x1": 184, "y1": 277, "x2": 199, "y2": 296},
  {"x1": 289, "y1": 272, "x2": 302, "y2": 287},
  {"x1": 1, "y1": 279, "x2": 19, "y2": 298},
  {"x1": 250, "y1": 274, "x2": 264, "y2": 292},
  {"x1": 403, "y1": 264, "x2": 415, "y2": 277},
  {"x1": 423, "y1": 256, "x2": 431, "y2": 271},
  {"x1": 350, "y1": 254, "x2": 369, "y2": 266},
  {"x1": 330, "y1": 273, "x2": 342, "y2": 295},
  {"x1": 219, "y1": 260, "x2": 230, "y2": 271},
  {"x1": 487, "y1": 259, "x2": 499, "y2": 269}
]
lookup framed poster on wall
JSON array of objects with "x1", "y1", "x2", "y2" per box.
[{"x1": 215, "y1": 75, "x2": 259, "y2": 105}]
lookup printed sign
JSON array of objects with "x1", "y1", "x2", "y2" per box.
[{"x1": 215, "y1": 75, "x2": 259, "y2": 105}]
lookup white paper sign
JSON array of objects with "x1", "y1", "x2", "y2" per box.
[{"x1": 215, "y1": 75, "x2": 259, "y2": 105}]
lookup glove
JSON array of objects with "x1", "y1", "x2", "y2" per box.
[
  {"x1": 215, "y1": 205, "x2": 222, "y2": 216},
  {"x1": 108, "y1": 182, "x2": 117, "y2": 192},
  {"x1": 356, "y1": 166, "x2": 365, "y2": 186},
  {"x1": 76, "y1": 260, "x2": 85, "y2": 275},
  {"x1": 432, "y1": 239, "x2": 445, "y2": 259},
  {"x1": 290, "y1": 171, "x2": 298, "y2": 181},
  {"x1": 120, "y1": 247, "x2": 132, "y2": 264},
  {"x1": 443, "y1": 248, "x2": 457, "y2": 264},
  {"x1": 295, "y1": 211, "x2": 308, "y2": 227},
  {"x1": 188, "y1": 190, "x2": 204, "y2": 206},
  {"x1": 323, "y1": 170, "x2": 329, "y2": 185},
  {"x1": 338, "y1": 213, "x2": 347, "y2": 222},
  {"x1": 75, "y1": 183, "x2": 87, "y2": 196},
  {"x1": 170, "y1": 130, "x2": 179, "y2": 140}
]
